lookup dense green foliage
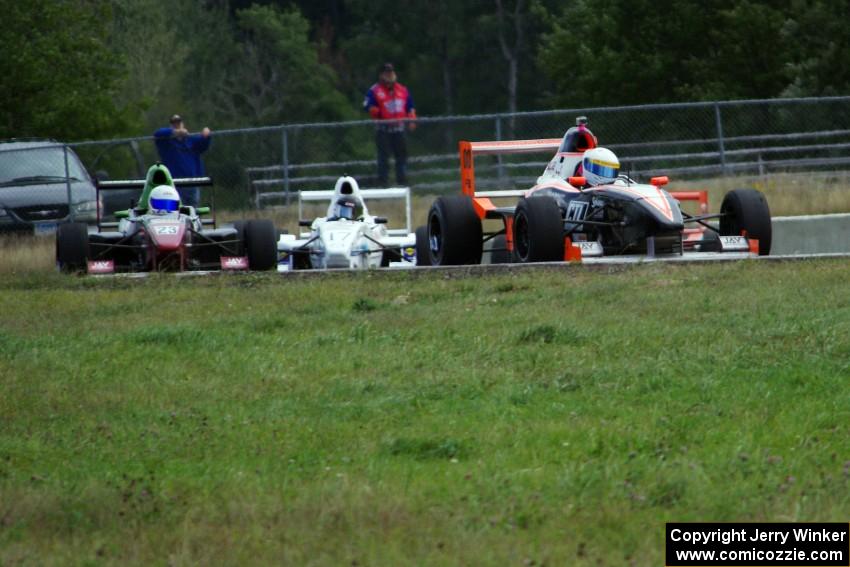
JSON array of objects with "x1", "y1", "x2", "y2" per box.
[
  {"x1": 0, "y1": 0, "x2": 138, "y2": 140},
  {"x1": 2, "y1": 0, "x2": 850, "y2": 140},
  {"x1": 540, "y1": 0, "x2": 850, "y2": 107},
  {"x1": 2, "y1": 261, "x2": 850, "y2": 564}
]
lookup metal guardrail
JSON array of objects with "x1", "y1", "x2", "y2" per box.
[
  {"x1": 3, "y1": 96, "x2": 850, "y2": 216},
  {"x1": 248, "y1": 143, "x2": 850, "y2": 201},
  {"x1": 240, "y1": 97, "x2": 850, "y2": 205}
]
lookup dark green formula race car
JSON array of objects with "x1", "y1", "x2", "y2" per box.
[{"x1": 55, "y1": 163, "x2": 277, "y2": 274}]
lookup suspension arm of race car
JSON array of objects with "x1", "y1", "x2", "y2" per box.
[
  {"x1": 186, "y1": 228, "x2": 242, "y2": 256},
  {"x1": 189, "y1": 239, "x2": 242, "y2": 255},
  {"x1": 359, "y1": 233, "x2": 408, "y2": 255},
  {"x1": 482, "y1": 228, "x2": 506, "y2": 244},
  {"x1": 289, "y1": 235, "x2": 320, "y2": 252},
  {"x1": 89, "y1": 237, "x2": 146, "y2": 259},
  {"x1": 682, "y1": 212, "x2": 724, "y2": 232},
  {"x1": 188, "y1": 238, "x2": 241, "y2": 248},
  {"x1": 565, "y1": 219, "x2": 625, "y2": 227},
  {"x1": 90, "y1": 242, "x2": 145, "y2": 250},
  {"x1": 563, "y1": 205, "x2": 623, "y2": 238},
  {"x1": 359, "y1": 233, "x2": 393, "y2": 251}
]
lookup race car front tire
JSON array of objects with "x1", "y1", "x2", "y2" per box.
[
  {"x1": 513, "y1": 196, "x2": 564, "y2": 262},
  {"x1": 244, "y1": 219, "x2": 278, "y2": 270},
  {"x1": 720, "y1": 189, "x2": 772, "y2": 255},
  {"x1": 427, "y1": 196, "x2": 483, "y2": 265},
  {"x1": 56, "y1": 222, "x2": 91, "y2": 272},
  {"x1": 415, "y1": 225, "x2": 430, "y2": 266}
]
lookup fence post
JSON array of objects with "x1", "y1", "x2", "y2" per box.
[
  {"x1": 64, "y1": 144, "x2": 74, "y2": 221},
  {"x1": 282, "y1": 126, "x2": 290, "y2": 206},
  {"x1": 495, "y1": 116, "x2": 505, "y2": 183},
  {"x1": 714, "y1": 102, "x2": 727, "y2": 174}
]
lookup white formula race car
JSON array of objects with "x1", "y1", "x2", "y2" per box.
[{"x1": 277, "y1": 176, "x2": 417, "y2": 270}]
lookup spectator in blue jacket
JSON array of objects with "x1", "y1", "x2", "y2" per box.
[{"x1": 153, "y1": 114, "x2": 211, "y2": 206}]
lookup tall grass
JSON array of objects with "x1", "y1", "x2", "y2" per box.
[
  {"x1": 674, "y1": 171, "x2": 850, "y2": 216},
  {"x1": 0, "y1": 234, "x2": 55, "y2": 274}
]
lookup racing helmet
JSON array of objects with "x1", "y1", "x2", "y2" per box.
[
  {"x1": 149, "y1": 184, "x2": 181, "y2": 214},
  {"x1": 333, "y1": 198, "x2": 357, "y2": 220},
  {"x1": 582, "y1": 147, "x2": 620, "y2": 186}
]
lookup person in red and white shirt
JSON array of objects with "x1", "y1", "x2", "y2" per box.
[{"x1": 363, "y1": 63, "x2": 417, "y2": 186}]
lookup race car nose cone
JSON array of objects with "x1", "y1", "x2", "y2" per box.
[{"x1": 147, "y1": 220, "x2": 186, "y2": 251}]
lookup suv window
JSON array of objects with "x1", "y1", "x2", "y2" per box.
[{"x1": 0, "y1": 145, "x2": 89, "y2": 185}]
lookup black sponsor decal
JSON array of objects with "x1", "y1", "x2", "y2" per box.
[{"x1": 566, "y1": 200, "x2": 588, "y2": 221}]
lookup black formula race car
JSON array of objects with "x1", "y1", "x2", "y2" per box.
[
  {"x1": 55, "y1": 163, "x2": 277, "y2": 274},
  {"x1": 422, "y1": 122, "x2": 770, "y2": 265}
]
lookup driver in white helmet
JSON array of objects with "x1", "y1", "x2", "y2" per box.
[
  {"x1": 148, "y1": 184, "x2": 181, "y2": 215},
  {"x1": 332, "y1": 197, "x2": 357, "y2": 220},
  {"x1": 581, "y1": 147, "x2": 620, "y2": 186}
]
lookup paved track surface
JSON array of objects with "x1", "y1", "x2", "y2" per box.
[
  {"x1": 92, "y1": 252, "x2": 850, "y2": 279},
  {"x1": 90, "y1": 213, "x2": 850, "y2": 278},
  {"x1": 275, "y1": 252, "x2": 850, "y2": 279}
]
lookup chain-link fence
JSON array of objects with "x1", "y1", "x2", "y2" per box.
[{"x1": 2, "y1": 96, "x2": 850, "y2": 229}]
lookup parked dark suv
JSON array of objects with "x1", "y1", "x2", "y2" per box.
[{"x1": 0, "y1": 140, "x2": 98, "y2": 234}]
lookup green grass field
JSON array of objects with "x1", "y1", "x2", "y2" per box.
[{"x1": 2, "y1": 260, "x2": 849, "y2": 565}]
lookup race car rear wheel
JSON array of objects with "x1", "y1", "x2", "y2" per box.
[
  {"x1": 720, "y1": 189, "x2": 771, "y2": 255},
  {"x1": 415, "y1": 225, "x2": 430, "y2": 266},
  {"x1": 427, "y1": 196, "x2": 483, "y2": 265},
  {"x1": 56, "y1": 222, "x2": 91, "y2": 272},
  {"x1": 244, "y1": 219, "x2": 278, "y2": 270},
  {"x1": 513, "y1": 196, "x2": 564, "y2": 263}
]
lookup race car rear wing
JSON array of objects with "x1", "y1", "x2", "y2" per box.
[
  {"x1": 97, "y1": 177, "x2": 214, "y2": 190},
  {"x1": 96, "y1": 177, "x2": 216, "y2": 229},
  {"x1": 459, "y1": 139, "x2": 561, "y2": 197},
  {"x1": 297, "y1": 187, "x2": 412, "y2": 236},
  {"x1": 458, "y1": 139, "x2": 710, "y2": 209}
]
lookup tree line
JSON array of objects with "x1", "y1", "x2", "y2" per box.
[{"x1": 1, "y1": 0, "x2": 848, "y2": 141}]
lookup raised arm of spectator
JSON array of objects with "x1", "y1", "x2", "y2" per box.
[
  {"x1": 187, "y1": 128, "x2": 212, "y2": 153},
  {"x1": 406, "y1": 93, "x2": 416, "y2": 118},
  {"x1": 153, "y1": 127, "x2": 174, "y2": 155},
  {"x1": 406, "y1": 94, "x2": 417, "y2": 130},
  {"x1": 153, "y1": 127, "x2": 173, "y2": 138},
  {"x1": 364, "y1": 89, "x2": 381, "y2": 120}
]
